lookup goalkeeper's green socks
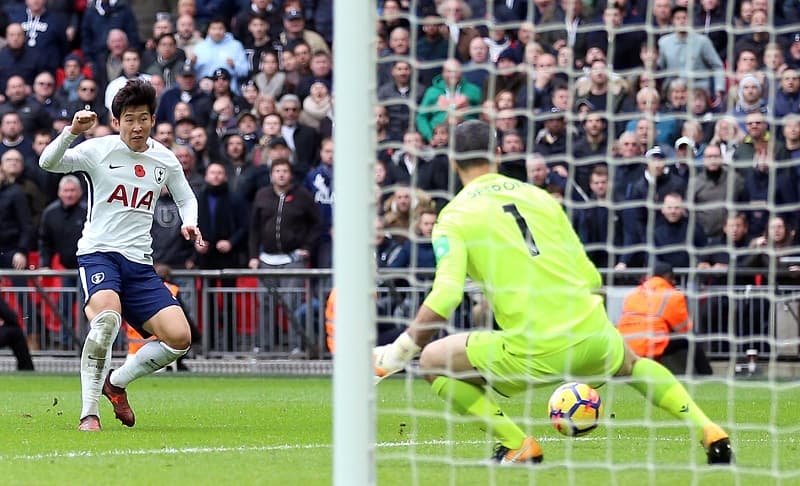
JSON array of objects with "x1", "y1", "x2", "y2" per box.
[
  {"x1": 431, "y1": 376, "x2": 527, "y2": 449},
  {"x1": 629, "y1": 357, "x2": 712, "y2": 439}
]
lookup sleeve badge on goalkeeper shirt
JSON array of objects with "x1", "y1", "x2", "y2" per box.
[{"x1": 433, "y1": 236, "x2": 450, "y2": 262}]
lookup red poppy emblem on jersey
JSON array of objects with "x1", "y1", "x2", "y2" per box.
[
  {"x1": 286, "y1": 195, "x2": 294, "y2": 203},
  {"x1": 134, "y1": 165, "x2": 146, "y2": 177}
]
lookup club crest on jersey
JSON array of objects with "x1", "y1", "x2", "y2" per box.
[
  {"x1": 90, "y1": 272, "x2": 105, "y2": 285},
  {"x1": 154, "y1": 166, "x2": 166, "y2": 184}
]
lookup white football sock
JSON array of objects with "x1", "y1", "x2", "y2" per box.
[
  {"x1": 110, "y1": 341, "x2": 189, "y2": 388},
  {"x1": 80, "y1": 310, "x2": 121, "y2": 420}
]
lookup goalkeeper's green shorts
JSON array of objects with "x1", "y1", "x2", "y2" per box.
[{"x1": 465, "y1": 317, "x2": 625, "y2": 397}]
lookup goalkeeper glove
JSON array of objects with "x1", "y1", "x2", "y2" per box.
[{"x1": 373, "y1": 332, "x2": 421, "y2": 383}]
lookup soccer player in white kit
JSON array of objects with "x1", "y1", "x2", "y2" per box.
[{"x1": 39, "y1": 79, "x2": 204, "y2": 431}]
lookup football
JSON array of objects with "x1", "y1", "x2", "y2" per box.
[{"x1": 548, "y1": 382, "x2": 603, "y2": 437}]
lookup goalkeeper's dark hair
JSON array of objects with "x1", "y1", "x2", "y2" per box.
[
  {"x1": 453, "y1": 120, "x2": 495, "y2": 170},
  {"x1": 111, "y1": 79, "x2": 157, "y2": 120}
]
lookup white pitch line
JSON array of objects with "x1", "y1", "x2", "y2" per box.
[{"x1": 0, "y1": 435, "x2": 794, "y2": 462}]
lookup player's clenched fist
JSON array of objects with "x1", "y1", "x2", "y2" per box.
[{"x1": 70, "y1": 110, "x2": 97, "y2": 135}]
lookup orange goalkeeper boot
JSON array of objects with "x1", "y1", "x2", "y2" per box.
[
  {"x1": 703, "y1": 423, "x2": 733, "y2": 464},
  {"x1": 102, "y1": 371, "x2": 135, "y2": 427},
  {"x1": 492, "y1": 436, "x2": 544, "y2": 464}
]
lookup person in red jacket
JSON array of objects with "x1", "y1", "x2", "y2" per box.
[{"x1": 617, "y1": 261, "x2": 712, "y2": 375}]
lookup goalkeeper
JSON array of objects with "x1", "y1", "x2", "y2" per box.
[{"x1": 374, "y1": 120, "x2": 732, "y2": 465}]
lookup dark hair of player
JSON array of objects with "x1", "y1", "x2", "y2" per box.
[
  {"x1": 111, "y1": 79, "x2": 157, "y2": 120},
  {"x1": 453, "y1": 119, "x2": 495, "y2": 170}
]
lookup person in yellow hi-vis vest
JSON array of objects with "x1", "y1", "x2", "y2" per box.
[{"x1": 126, "y1": 264, "x2": 199, "y2": 371}]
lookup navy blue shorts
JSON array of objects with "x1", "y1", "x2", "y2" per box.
[{"x1": 78, "y1": 252, "x2": 178, "y2": 338}]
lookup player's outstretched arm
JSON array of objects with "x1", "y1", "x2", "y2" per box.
[
  {"x1": 39, "y1": 110, "x2": 97, "y2": 172},
  {"x1": 373, "y1": 305, "x2": 445, "y2": 382}
]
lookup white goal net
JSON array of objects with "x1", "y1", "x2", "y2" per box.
[{"x1": 364, "y1": 0, "x2": 800, "y2": 483}]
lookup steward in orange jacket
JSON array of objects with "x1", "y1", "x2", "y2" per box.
[
  {"x1": 617, "y1": 262, "x2": 712, "y2": 375},
  {"x1": 617, "y1": 276, "x2": 692, "y2": 359}
]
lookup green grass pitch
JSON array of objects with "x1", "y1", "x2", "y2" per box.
[{"x1": 1, "y1": 374, "x2": 799, "y2": 485}]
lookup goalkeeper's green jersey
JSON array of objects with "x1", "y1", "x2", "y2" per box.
[{"x1": 424, "y1": 172, "x2": 607, "y2": 356}]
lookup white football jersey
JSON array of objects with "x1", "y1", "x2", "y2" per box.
[{"x1": 40, "y1": 129, "x2": 198, "y2": 264}]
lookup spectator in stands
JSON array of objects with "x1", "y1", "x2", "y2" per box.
[
  {"x1": 144, "y1": 33, "x2": 187, "y2": 90},
  {"x1": 574, "y1": 59, "x2": 628, "y2": 114},
  {"x1": 191, "y1": 17, "x2": 249, "y2": 94},
  {"x1": 173, "y1": 145, "x2": 204, "y2": 195},
  {"x1": 694, "y1": 0, "x2": 728, "y2": 58},
  {"x1": 278, "y1": 93, "x2": 319, "y2": 180},
  {"x1": 617, "y1": 261, "x2": 713, "y2": 376},
  {"x1": 585, "y1": 4, "x2": 645, "y2": 71},
  {"x1": 155, "y1": 64, "x2": 212, "y2": 126},
  {"x1": 0, "y1": 112, "x2": 35, "y2": 163},
  {"x1": 66, "y1": 78, "x2": 109, "y2": 127},
  {"x1": 416, "y1": 59, "x2": 481, "y2": 142},
  {"x1": 0, "y1": 162, "x2": 33, "y2": 273},
  {"x1": 291, "y1": 40, "x2": 312, "y2": 77},
  {"x1": 774, "y1": 68, "x2": 800, "y2": 119},
  {"x1": 574, "y1": 165, "x2": 623, "y2": 270},
  {"x1": 415, "y1": 15, "x2": 449, "y2": 86},
  {"x1": 277, "y1": 7, "x2": 329, "y2": 56},
  {"x1": 92, "y1": 29, "x2": 129, "y2": 93},
  {"x1": 29, "y1": 130, "x2": 59, "y2": 202},
  {"x1": 0, "y1": 23, "x2": 49, "y2": 92},
  {"x1": 498, "y1": 129, "x2": 526, "y2": 183},
  {"x1": 733, "y1": 8, "x2": 770, "y2": 64},
  {"x1": 739, "y1": 215, "x2": 799, "y2": 354},
  {"x1": 377, "y1": 26, "x2": 410, "y2": 87},
  {"x1": 189, "y1": 125, "x2": 216, "y2": 173},
  {"x1": 617, "y1": 146, "x2": 686, "y2": 270},
  {"x1": 297, "y1": 50, "x2": 333, "y2": 101},
  {"x1": 732, "y1": 74, "x2": 768, "y2": 127},
  {"x1": 194, "y1": 161, "x2": 249, "y2": 351},
  {"x1": 299, "y1": 81, "x2": 331, "y2": 131},
  {"x1": 525, "y1": 153, "x2": 550, "y2": 189},
  {"x1": 241, "y1": 14, "x2": 276, "y2": 76},
  {"x1": 786, "y1": 33, "x2": 800, "y2": 70},
  {"x1": 1, "y1": 76, "x2": 52, "y2": 141},
  {"x1": 657, "y1": 6, "x2": 725, "y2": 103},
  {"x1": 706, "y1": 212, "x2": 753, "y2": 274},
  {"x1": 624, "y1": 87, "x2": 680, "y2": 147},
  {"x1": 784, "y1": 115, "x2": 800, "y2": 160},
  {"x1": 388, "y1": 131, "x2": 449, "y2": 193},
  {"x1": 378, "y1": 60, "x2": 416, "y2": 141},
  {"x1": 709, "y1": 115, "x2": 745, "y2": 163},
  {"x1": 571, "y1": 112, "x2": 609, "y2": 198},
  {"x1": 738, "y1": 114, "x2": 797, "y2": 238},
  {"x1": 151, "y1": 181, "x2": 197, "y2": 273},
  {"x1": 653, "y1": 192, "x2": 711, "y2": 269},
  {"x1": 254, "y1": 51, "x2": 286, "y2": 100},
  {"x1": 7, "y1": 0, "x2": 68, "y2": 74},
  {"x1": 382, "y1": 184, "x2": 434, "y2": 243},
  {"x1": 248, "y1": 158, "x2": 321, "y2": 352},
  {"x1": 305, "y1": 138, "x2": 334, "y2": 268},
  {"x1": 105, "y1": 48, "x2": 153, "y2": 110},
  {"x1": 81, "y1": 1, "x2": 140, "y2": 74},
  {"x1": 533, "y1": 107, "x2": 569, "y2": 160},
  {"x1": 30, "y1": 72, "x2": 62, "y2": 121},
  {"x1": 728, "y1": 49, "x2": 762, "y2": 104},
  {"x1": 153, "y1": 122, "x2": 175, "y2": 149},
  {"x1": 390, "y1": 206, "x2": 438, "y2": 271},
  {"x1": 38, "y1": 174, "x2": 85, "y2": 347},
  {"x1": 462, "y1": 36, "x2": 491, "y2": 89},
  {"x1": 233, "y1": 0, "x2": 282, "y2": 46},
  {"x1": 175, "y1": 14, "x2": 203, "y2": 60},
  {"x1": 693, "y1": 144, "x2": 745, "y2": 239},
  {"x1": 689, "y1": 88, "x2": 717, "y2": 143},
  {"x1": 1, "y1": 149, "x2": 46, "y2": 229},
  {"x1": 0, "y1": 297, "x2": 35, "y2": 370},
  {"x1": 55, "y1": 54, "x2": 87, "y2": 106}
]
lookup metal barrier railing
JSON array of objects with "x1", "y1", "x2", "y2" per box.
[{"x1": 1, "y1": 268, "x2": 798, "y2": 361}]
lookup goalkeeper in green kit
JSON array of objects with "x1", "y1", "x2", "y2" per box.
[{"x1": 373, "y1": 120, "x2": 732, "y2": 465}]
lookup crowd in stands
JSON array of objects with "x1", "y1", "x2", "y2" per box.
[{"x1": 1, "y1": 0, "x2": 800, "y2": 354}]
